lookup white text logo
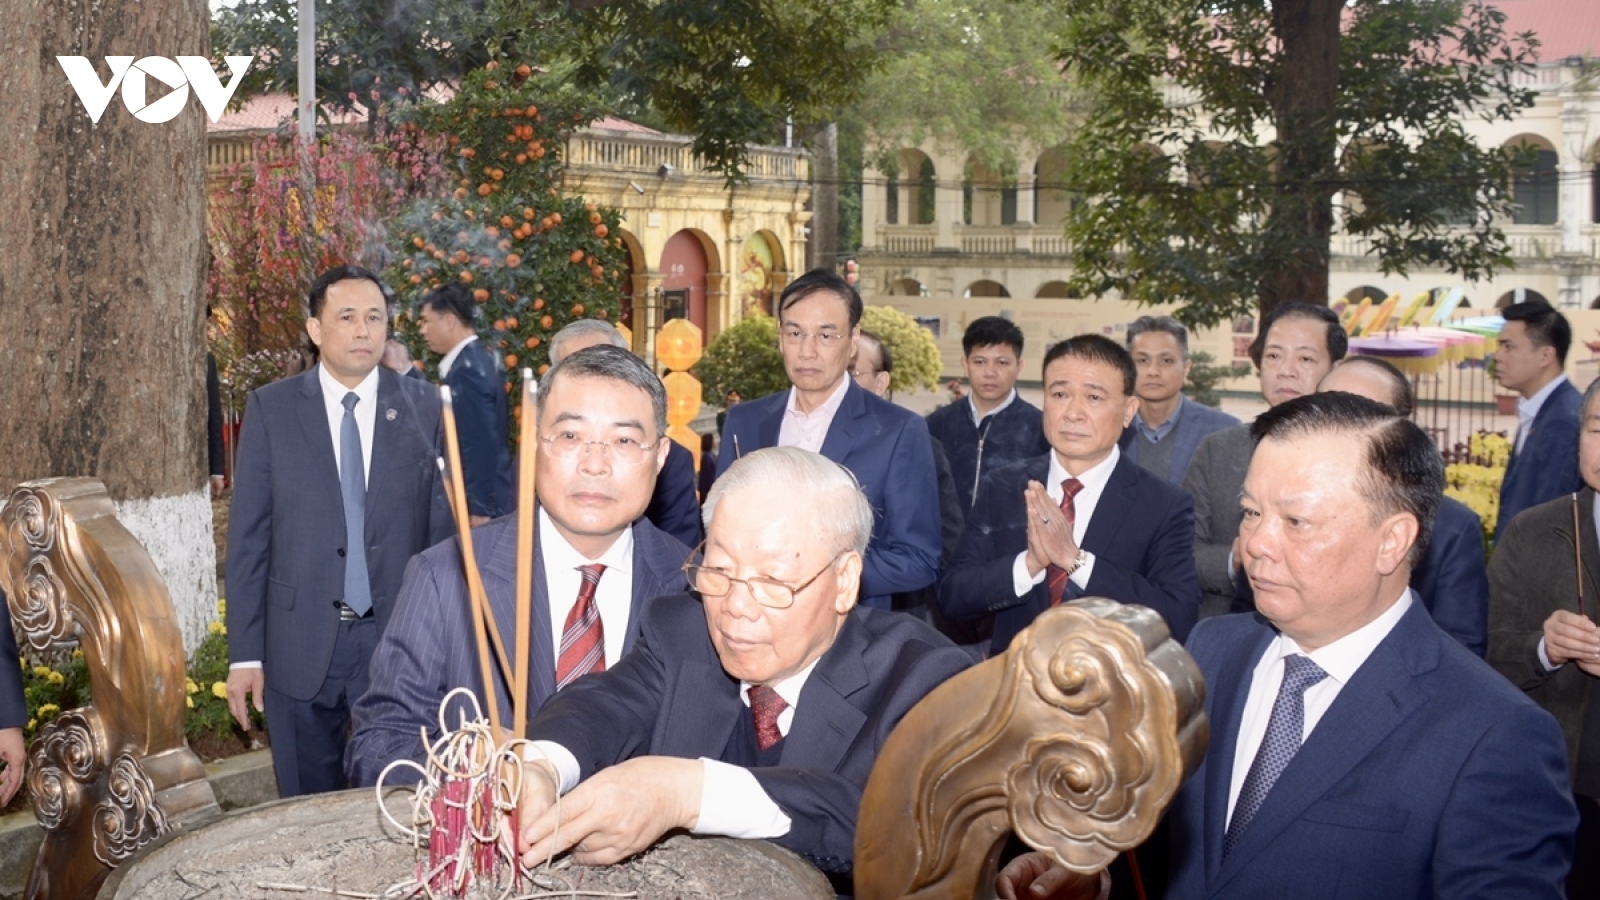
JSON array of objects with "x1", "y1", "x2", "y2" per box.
[{"x1": 57, "y1": 56, "x2": 253, "y2": 124}]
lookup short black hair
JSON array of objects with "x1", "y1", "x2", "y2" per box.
[
  {"x1": 777, "y1": 268, "x2": 863, "y2": 328},
  {"x1": 1251, "y1": 391, "x2": 1441, "y2": 569},
  {"x1": 537, "y1": 344, "x2": 667, "y2": 439},
  {"x1": 963, "y1": 315, "x2": 1024, "y2": 357},
  {"x1": 1502, "y1": 299, "x2": 1572, "y2": 366},
  {"x1": 1325, "y1": 356, "x2": 1414, "y2": 418},
  {"x1": 1249, "y1": 303, "x2": 1347, "y2": 368},
  {"x1": 307, "y1": 265, "x2": 393, "y2": 319},
  {"x1": 1125, "y1": 315, "x2": 1189, "y2": 357},
  {"x1": 419, "y1": 283, "x2": 479, "y2": 328},
  {"x1": 856, "y1": 329, "x2": 893, "y2": 374},
  {"x1": 1042, "y1": 334, "x2": 1137, "y2": 397}
]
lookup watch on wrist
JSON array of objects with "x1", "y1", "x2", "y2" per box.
[{"x1": 1065, "y1": 548, "x2": 1089, "y2": 576}]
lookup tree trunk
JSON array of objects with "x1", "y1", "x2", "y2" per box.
[
  {"x1": 1259, "y1": 0, "x2": 1344, "y2": 317},
  {"x1": 0, "y1": 0, "x2": 216, "y2": 648},
  {"x1": 807, "y1": 121, "x2": 839, "y2": 273}
]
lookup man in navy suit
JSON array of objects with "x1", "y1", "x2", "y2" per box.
[
  {"x1": 1231, "y1": 356, "x2": 1489, "y2": 656},
  {"x1": 225, "y1": 265, "x2": 452, "y2": 797},
  {"x1": 346, "y1": 345, "x2": 691, "y2": 785},
  {"x1": 0, "y1": 602, "x2": 24, "y2": 805},
  {"x1": 1118, "y1": 315, "x2": 1238, "y2": 485},
  {"x1": 939, "y1": 334, "x2": 1201, "y2": 653},
  {"x1": 418, "y1": 284, "x2": 512, "y2": 524},
  {"x1": 1002, "y1": 392, "x2": 1575, "y2": 900},
  {"x1": 512, "y1": 447, "x2": 971, "y2": 892},
  {"x1": 717, "y1": 269, "x2": 941, "y2": 609},
  {"x1": 548, "y1": 319, "x2": 701, "y2": 547},
  {"x1": 1495, "y1": 299, "x2": 1582, "y2": 541}
]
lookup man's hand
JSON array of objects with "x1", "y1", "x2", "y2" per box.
[
  {"x1": 1023, "y1": 481, "x2": 1079, "y2": 575},
  {"x1": 226, "y1": 667, "x2": 265, "y2": 731},
  {"x1": 1543, "y1": 610, "x2": 1600, "y2": 671},
  {"x1": 0, "y1": 727, "x2": 24, "y2": 806},
  {"x1": 518, "y1": 756, "x2": 701, "y2": 868},
  {"x1": 997, "y1": 852, "x2": 1108, "y2": 900},
  {"x1": 210, "y1": 474, "x2": 227, "y2": 499}
]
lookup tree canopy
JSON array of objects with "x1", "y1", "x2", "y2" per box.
[{"x1": 1052, "y1": 0, "x2": 1538, "y2": 326}]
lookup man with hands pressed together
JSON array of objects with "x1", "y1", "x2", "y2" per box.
[
  {"x1": 511, "y1": 447, "x2": 971, "y2": 890},
  {"x1": 939, "y1": 334, "x2": 1201, "y2": 654}
]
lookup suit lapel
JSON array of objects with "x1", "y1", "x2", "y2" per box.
[
  {"x1": 624, "y1": 524, "x2": 685, "y2": 655},
  {"x1": 1212, "y1": 602, "x2": 1435, "y2": 889},
  {"x1": 1202, "y1": 622, "x2": 1274, "y2": 884},
  {"x1": 660, "y1": 655, "x2": 743, "y2": 759},
  {"x1": 295, "y1": 370, "x2": 343, "y2": 518},
  {"x1": 756, "y1": 392, "x2": 784, "y2": 451},
  {"x1": 780, "y1": 612, "x2": 870, "y2": 771},
  {"x1": 818, "y1": 381, "x2": 866, "y2": 464},
  {"x1": 1072, "y1": 456, "x2": 1135, "y2": 600}
]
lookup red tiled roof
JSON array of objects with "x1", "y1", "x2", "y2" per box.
[
  {"x1": 589, "y1": 116, "x2": 662, "y2": 135},
  {"x1": 208, "y1": 93, "x2": 365, "y2": 133},
  {"x1": 1493, "y1": 0, "x2": 1600, "y2": 61}
]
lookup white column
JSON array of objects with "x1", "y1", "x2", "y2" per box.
[{"x1": 862, "y1": 164, "x2": 886, "y2": 250}]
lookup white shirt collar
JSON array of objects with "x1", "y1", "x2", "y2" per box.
[
  {"x1": 537, "y1": 505, "x2": 635, "y2": 573},
  {"x1": 969, "y1": 388, "x2": 1019, "y2": 426},
  {"x1": 317, "y1": 360, "x2": 380, "y2": 408},
  {"x1": 438, "y1": 334, "x2": 478, "y2": 380},
  {"x1": 785, "y1": 376, "x2": 851, "y2": 420},
  {"x1": 740, "y1": 654, "x2": 824, "y2": 738},
  {"x1": 1518, "y1": 373, "x2": 1568, "y2": 428},
  {"x1": 1047, "y1": 442, "x2": 1121, "y2": 495},
  {"x1": 1273, "y1": 589, "x2": 1414, "y2": 688}
]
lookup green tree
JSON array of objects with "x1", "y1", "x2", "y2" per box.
[
  {"x1": 693, "y1": 314, "x2": 789, "y2": 405},
  {"x1": 1053, "y1": 0, "x2": 1537, "y2": 327},
  {"x1": 860, "y1": 306, "x2": 941, "y2": 394}
]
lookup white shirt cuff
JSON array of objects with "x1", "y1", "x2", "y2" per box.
[
  {"x1": 693, "y1": 758, "x2": 791, "y2": 839},
  {"x1": 1537, "y1": 637, "x2": 1562, "y2": 673},
  {"x1": 229, "y1": 661, "x2": 262, "y2": 670},
  {"x1": 1069, "y1": 551, "x2": 1096, "y2": 589},
  {"x1": 1013, "y1": 552, "x2": 1045, "y2": 597},
  {"x1": 523, "y1": 741, "x2": 582, "y2": 794}
]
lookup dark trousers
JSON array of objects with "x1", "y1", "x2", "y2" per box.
[
  {"x1": 1572, "y1": 794, "x2": 1600, "y2": 900},
  {"x1": 263, "y1": 617, "x2": 377, "y2": 798}
]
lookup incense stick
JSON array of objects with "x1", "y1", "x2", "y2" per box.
[
  {"x1": 1575, "y1": 492, "x2": 1586, "y2": 618},
  {"x1": 512, "y1": 368, "x2": 538, "y2": 739},
  {"x1": 440, "y1": 386, "x2": 504, "y2": 739}
]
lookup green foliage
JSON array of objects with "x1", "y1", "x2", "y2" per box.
[
  {"x1": 19, "y1": 648, "x2": 91, "y2": 742},
  {"x1": 860, "y1": 306, "x2": 941, "y2": 394},
  {"x1": 1052, "y1": 0, "x2": 1537, "y2": 326},
  {"x1": 1183, "y1": 351, "x2": 1250, "y2": 408},
  {"x1": 694, "y1": 314, "x2": 788, "y2": 404},
  {"x1": 384, "y1": 61, "x2": 626, "y2": 399}
]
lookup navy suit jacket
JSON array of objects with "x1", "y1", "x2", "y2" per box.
[
  {"x1": 1117, "y1": 396, "x2": 1240, "y2": 485},
  {"x1": 345, "y1": 512, "x2": 689, "y2": 786},
  {"x1": 645, "y1": 440, "x2": 702, "y2": 547},
  {"x1": 0, "y1": 597, "x2": 23, "y2": 730},
  {"x1": 716, "y1": 381, "x2": 942, "y2": 608},
  {"x1": 938, "y1": 452, "x2": 1200, "y2": 653},
  {"x1": 525, "y1": 591, "x2": 972, "y2": 877},
  {"x1": 1497, "y1": 377, "x2": 1582, "y2": 541},
  {"x1": 225, "y1": 367, "x2": 453, "y2": 701},
  {"x1": 1168, "y1": 602, "x2": 1575, "y2": 900},
  {"x1": 443, "y1": 339, "x2": 512, "y2": 519},
  {"x1": 1232, "y1": 496, "x2": 1488, "y2": 656}
]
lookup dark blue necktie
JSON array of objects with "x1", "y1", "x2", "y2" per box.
[
  {"x1": 340, "y1": 392, "x2": 372, "y2": 616},
  {"x1": 1225, "y1": 653, "x2": 1327, "y2": 856}
]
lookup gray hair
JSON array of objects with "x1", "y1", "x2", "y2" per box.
[
  {"x1": 537, "y1": 344, "x2": 667, "y2": 438},
  {"x1": 549, "y1": 319, "x2": 628, "y2": 363},
  {"x1": 703, "y1": 447, "x2": 874, "y2": 556},
  {"x1": 1125, "y1": 315, "x2": 1189, "y2": 357},
  {"x1": 1582, "y1": 375, "x2": 1600, "y2": 422}
]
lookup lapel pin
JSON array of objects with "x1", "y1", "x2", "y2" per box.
[{"x1": 386, "y1": 408, "x2": 398, "y2": 421}]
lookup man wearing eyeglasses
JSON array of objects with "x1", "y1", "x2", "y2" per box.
[
  {"x1": 345, "y1": 344, "x2": 691, "y2": 786},
  {"x1": 716, "y1": 268, "x2": 943, "y2": 609},
  {"x1": 512, "y1": 446, "x2": 972, "y2": 893}
]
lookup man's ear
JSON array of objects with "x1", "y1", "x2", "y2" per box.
[
  {"x1": 306, "y1": 315, "x2": 323, "y2": 348},
  {"x1": 654, "y1": 431, "x2": 672, "y2": 474},
  {"x1": 833, "y1": 551, "x2": 863, "y2": 616},
  {"x1": 1122, "y1": 394, "x2": 1141, "y2": 428},
  {"x1": 1375, "y1": 512, "x2": 1419, "y2": 577}
]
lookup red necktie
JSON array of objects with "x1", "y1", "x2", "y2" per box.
[
  {"x1": 1046, "y1": 478, "x2": 1085, "y2": 607},
  {"x1": 555, "y1": 564, "x2": 607, "y2": 689},
  {"x1": 749, "y1": 684, "x2": 788, "y2": 751}
]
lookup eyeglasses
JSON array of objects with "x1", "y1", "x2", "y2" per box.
[
  {"x1": 682, "y1": 541, "x2": 846, "y2": 609},
  {"x1": 779, "y1": 328, "x2": 849, "y2": 347},
  {"x1": 540, "y1": 431, "x2": 661, "y2": 464}
]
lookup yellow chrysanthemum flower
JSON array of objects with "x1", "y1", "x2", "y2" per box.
[
  {"x1": 37, "y1": 704, "x2": 59, "y2": 718},
  {"x1": 47, "y1": 671, "x2": 63, "y2": 685},
  {"x1": 208, "y1": 621, "x2": 225, "y2": 635},
  {"x1": 186, "y1": 696, "x2": 194, "y2": 709},
  {"x1": 32, "y1": 666, "x2": 51, "y2": 679},
  {"x1": 211, "y1": 682, "x2": 228, "y2": 700},
  {"x1": 186, "y1": 680, "x2": 199, "y2": 695}
]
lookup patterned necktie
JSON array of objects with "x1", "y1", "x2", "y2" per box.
[
  {"x1": 1046, "y1": 477, "x2": 1086, "y2": 607},
  {"x1": 555, "y1": 564, "x2": 607, "y2": 689},
  {"x1": 1225, "y1": 654, "x2": 1328, "y2": 856},
  {"x1": 749, "y1": 684, "x2": 788, "y2": 751},
  {"x1": 339, "y1": 392, "x2": 372, "y2": 616}
]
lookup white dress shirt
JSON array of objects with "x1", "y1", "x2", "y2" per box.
[
  {"x1": 1516, "y1": 373, "x2": 1568, "y2": 454},
  {"x1": 531, "y1": 657, "x2": 821, "y2": 840},
  {"x1": 777, "y1": 378, "x2": 851, "y2": 453},
  {"x1": 1011, "y1": 445, "x2": 1121, "y2": 596},
  {"x1": 969, "y1": 387, "x2": 1019, "y2": 426},
  {"x1": 437, "y1": 334, "x2": 477, "y2": 381},
  {"x1": 540, "y1": 507, "x2": 635, "y2": 670},
  {"x1": 1225, "y1": 590, "x2": 1414, "y2": 829}
]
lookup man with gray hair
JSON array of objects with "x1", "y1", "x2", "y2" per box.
[
  {"x1": 1119, "y1": 315, "x2": 1239, "y2": 485},
  {"x1": 512, "y1": 446, "x2": 972, "y2": 893},
  {"x1": 346, "y1": 345, "x2": 691, "y2": 785},
  {"x1": 547, "y1": 319, "x2": 702, "y2": 546}
]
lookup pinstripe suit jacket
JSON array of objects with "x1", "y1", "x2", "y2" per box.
[{"x1": 345, "y1": 511, "x2": 690, "y2": 786}]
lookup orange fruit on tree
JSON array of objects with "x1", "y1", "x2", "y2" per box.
[
  {"x1": 532, "y1": 298, "x2": 545, "y2": 310},
  {"x1": 461, "y1": 147, "x2": 476, "y2": 158},
  {"x1": 550, "y1": 212, "x2": 562, "y2": 224},
  {"x1": 569, "y1": 249, "x2": 585, "y2": 264},
  {"x1": 485, "y1": 226, "x2": 500, "y2": 238},
  {"x1": 505, "y1": 354, "x2": 519, "y2": 368},
  {"x1": 538, "y1": 363, "x2": 550, "y2": 375},
  {"x1": 596, "y1": 309, "x2": 609, "y2": 320},
  {"x1": 505, "y1": 253, "x2": 522, "y2": 267},
  {"x1": 474, "y1": 288, "x2": 490, "y2": 302},
  {"x1": 516, "y1": 153, "x2": 528, "y2": 165},
  {"x1": 477, "y1": 183, "x2": 492, "y2": 196},
  {"x1": 515, "y1": 64, "x2": 531, "y2": 78},
  {"x1": 540, "y1": 315, "x2": 553, "y2": 329},
  {"x1": 485, "y1": 60, "x2": 499, "y2": 71},
  {"x1": 594, "y1": 224, "x2": 608, "y2": 238},
  {"x1": 532, "y1": 145, "x2": 545, "y2": 159},
  {"x1": 453, "y1": 187, "x2": 468, "y2": 200},
  {"x1": 524, "y1": 337, "x2": 537, "y2": 349},
  {"x1": 459, "y1": 271, "x2": 474, "y2": 283},
  {"x1": 588, "y1": 212, "x2": 602, "y2": 225},
  {"x1": 571, "y1": 304, "x2": 585, "y2": 315},
  {"x1": 500, "y1": 215, "x2": 514, "y2": 228},
  {"x1": 525, "y1": 105, "x2": 537, "y2": 117},
  {"x1": 412, "y1": 236, "x2": 425, "y2": 248},
  {"x1": 493, "y1": 319, "x2": 506, "y2": 330},
  {"x1": 506, "y1": 317, "x2": 519, "y2": 328},
  {"x1": 408, "y1": 274, "x2": 421, "y2": 284}
]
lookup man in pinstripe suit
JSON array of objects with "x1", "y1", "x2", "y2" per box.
[{"x1": 346, "y1": 345, "x2": 690, "y2": 786}]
